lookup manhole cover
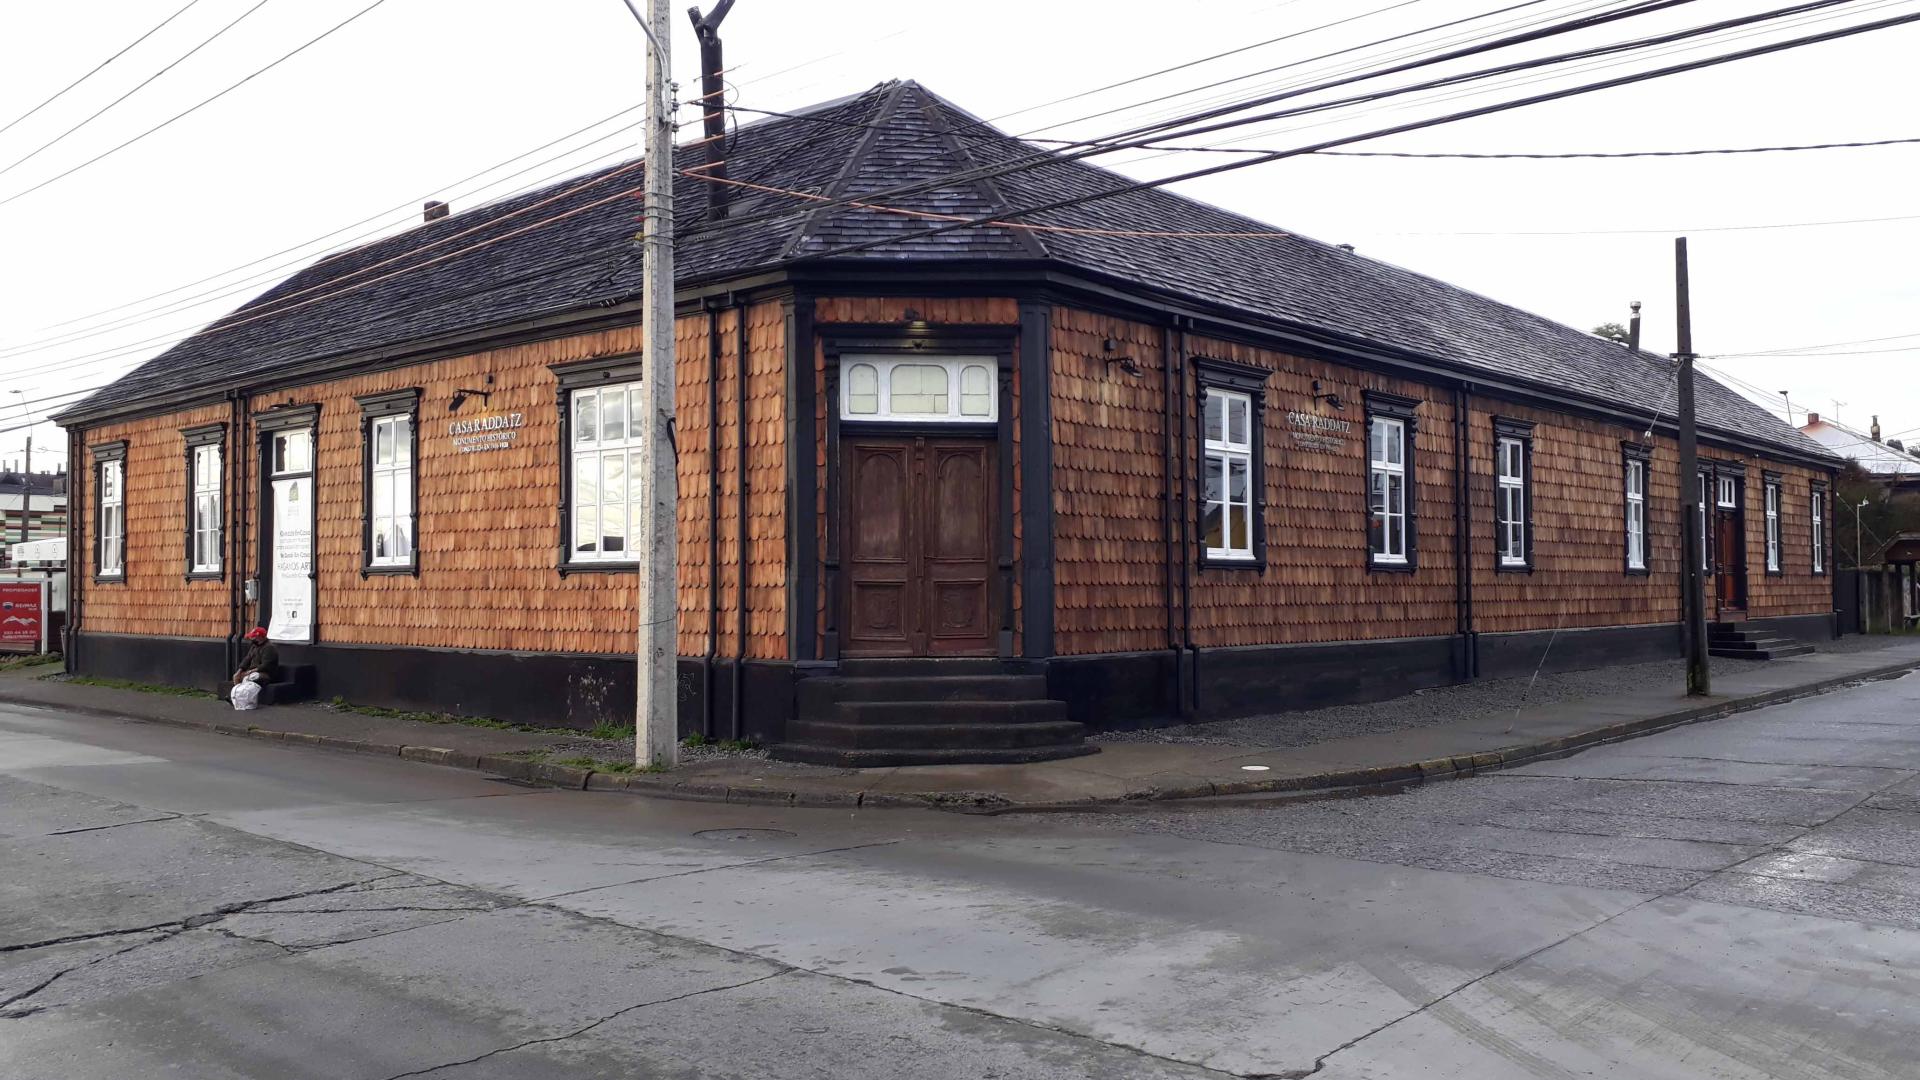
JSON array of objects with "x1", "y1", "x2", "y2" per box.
[{"x1": 694, "y1": 828, "x2": 796, "y2": 841}]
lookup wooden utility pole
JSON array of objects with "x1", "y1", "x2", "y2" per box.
[
  {"x1": 624, "y1": 0, "x2": 679, "y2": 767},
  {"x1": 1674, "y1": 237, "x2": 1710, "y2": 696}
]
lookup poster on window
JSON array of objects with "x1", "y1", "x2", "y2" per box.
[
  {"x1": 0, "y1": 581, "x2": 46, "y2": 651},
  {"x1": 268, "y1": 476, "x2": 313, "y2": 643}
]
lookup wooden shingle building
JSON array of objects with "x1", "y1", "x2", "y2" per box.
[{"x1": 54, "y1": 82, "x2": 1840, "y2": 764}]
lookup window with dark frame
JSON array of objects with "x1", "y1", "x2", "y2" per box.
[
  {"x1": 1493, "y1": 418, "x2": 1533, "y2": 571},
  {"x1": 1365, "y1": 390, "x2": 1420, "y2": 570},
  {"x1": 357, "y1": 389, "x2": 419, "y2": 574},
  {"x1": 1763, "y1": 474, "x2": 1782, "y2": 574},
  {"x1": 92, "y1": 441, "x2": 127, "y2": 581},
  {"x1": 1811, "y1": 484, "x2": 1826, "y2": 574},
  {"x1": 1192, "y1": 357, "x2": 1271, "y2": 569},
  {"x1": 183, "y1": 424, "x2": 225, "y2": 579},
  {"x1": 1623, "y1": 443, "x2": 1649, "y2": 574},
  {"x1": 552, "y1": 354, "x2": 645, "y2": 572}
]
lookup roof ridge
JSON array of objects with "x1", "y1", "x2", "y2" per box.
[
  {"x1": 910, "y1": 86, "x2": 1050, "y2": 260},
  {"x1": 777, "y1": 81, "x2": 904, "y2": 261}
]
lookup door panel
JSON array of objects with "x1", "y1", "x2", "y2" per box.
[
  {"x1": 1715, "y1": 505, "x2": 1745, "y2": 611},
  {"x1": 840, "y1": 435, "x2": 996, "y2": 658}
]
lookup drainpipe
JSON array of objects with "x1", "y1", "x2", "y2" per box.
[
  {"x1": 703, "y1": 301, "x2": 722, "y2": 739},
  {"x1": 1162, "y1": 324, "x2": 1180, "y2": 717},
  {"x1": 1175, "y1": 320, "x2": 1196, "y2": 721},
  {"x1": 226, "y1": 389, "x2": 243, "y2": 676},
  {"x1": 1454, "y1": 383, "x2": 1476, "y2": 678},
  {"x1": 65, "y1": 426, "x2": 82, "y2": 672},
  {"x1": 732, "y1": 297, "x2": 749, "y2": 742}
]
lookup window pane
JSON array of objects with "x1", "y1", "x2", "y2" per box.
[
  {"x1": 574, "y1": 454, "x2": 598, "y2": 554},
  {"x1": 394, "y1": 416, "x2": 412, "y2": 465},
  {"x1": 1203, "y1": 394, "x2": 1224, "y2": 444},
  {"x1": 1229, "y1": 503, "x2": 1249, "y2": 553},
  {"x1": 372, "y1": 473, "x2": 392, "y2": 520},
  {"x1": 602, "y1": 453, "x2": 627, "y2": 554},
  {"x1": 601, "y1": 497, "x2": 627, "y2": 555},
  {"x1": 1227, "y1": 397, "x2": 1248, "y2": 446},
  {"x1": 1201, "y1": 503, "x2": 1223, "y2": 552},
  {"x1": 603, "y1": 386, "x2": 627, "y2": 442},
  {"x1": 1370, "y1": 470, "x2": 1386, "y2": 517},
  {"x1": 891, "y1": 365, "x2": 948, "y2": 415},
  {"x1": 574, "y1": 390, "x2": 597, "y2": 444},
  {"x1": 1369, "y1": 420, "x2": 1384, "y2": 463},
  {"x1": 1227, "y1": 457, "x2": 1249, "y2": 502},
  {"x1": 959, "y1": 365, "x2": 991, "y2": 417},
  {"x1": 395, "y1": 515, "x2": 413, "y2": 559},
  {"x1": 375, "y1": 419, "x2": 394, "y2": 465},
  {"x1": 394, "y1": 470, "x2": 412, "y2": 522},
  {"x1": 848, "y1": 363, "x2": 879, "y2": 415},
  {"x1": 372, "y1": 518, "x2": 391, "y2": 559},
  {"x1": 1204, "y1": 455, "x2": 1223, "y2": 505},
  {"x1": 1387, "y1": 472, "x2": 1404, "y2": 516}
]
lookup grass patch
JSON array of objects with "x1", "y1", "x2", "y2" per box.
[
  {"x1": 63, "y1": 675, "x2": 215, "y2": 699},
  {"x1": 683, "y1": 733, "x2": 759, "y2": 752},
  {"x1": 534, "y1": 752, "x2": 667, "y2": 775},
  {"x1": 585, "y1": 721, "x2": 635, "y2": 741},
  {"x1": 326, "y1": 696, "x2": 566, "y2": 735},
  {"x1": 0, "y1": 652, "x2": 60, "y2": 673}
]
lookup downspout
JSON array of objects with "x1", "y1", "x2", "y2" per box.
[
  {"x1": 1454, "y1": 383, "x2": 1475, "y2": 679},
  {"x1": 703, "y1": 302, "x2": 722, "y2": 740},
  {"x1": 1175, "y1": 320, "x2": 1196, "y2": 721},
  {"x1": 65, "y1": 426, "x2": 82, "y2": 672},
  {"x1": 1162, "y1": 324, "x2": 1180, "y2": 718},
  {"x1": 732, "y1": 297, "x2": 749, "y2": 742},
  {"x1": 226, "y1": 389, "x2": 243, "y2": 675}
]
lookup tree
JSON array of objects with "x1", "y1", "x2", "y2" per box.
[
  {"x1": 1591, "y1": 322, "x2": 1631, "y2": 346},
  {"x1": 1834, "y1": 462, "x2": 1920, "y2": 568}
]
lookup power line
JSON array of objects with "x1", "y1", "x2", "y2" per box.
[
  {"x1": 0, "y1": 0, "x2": 276, "y2": 183},
  {"x1": 1378, "y1": 210, "x2": 1920, "y2": 236},
  {"x1": 1315, "y1": 135, "x2": 1920, "y2": 157},
  {"x1": 0, "y1": 0, "x2": 209, "y2": 141},
  {"x1": 1711, "y1": 330, "x2": 1920, "y2": 355},
  {"x1": 0, "y1": 0, "x2": 393, "y2": 210}
]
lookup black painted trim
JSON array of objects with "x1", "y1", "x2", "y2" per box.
[
  {"x1": 551, "y1": 356, "x2": 642, "y2": 574},
  {"x1": 1810, "y1": 479, "x2": 1830, "y2": 576},
  {"x1": 1018, "y1": 301, "x2": 1054, "y2": 658},
  {"x1": 1623, "y1": 441, "x2": 1651, "y2": 577},
  {"x1": 1193, "y1": 355, "x2": 1271, "y2": 570},
  {"x1": 254, "y1": 406, "x2": 320, "y2": 644},
  {"x1": 1762, "y1": 471, "x2": 1784, "y2": 576},
  {"x1": 89, "y1": 440, "x2": 128, "y2": 585},
  {"x1": 788, "y1": 293, "x2": 818, "y2": 660},
  {"x1": 356, "y1": 388, "x2": 421, "y2": 577},
  {"x1": 254, "y1": 402, "x2": 320, "y2": 434},
  {"x1": 1492, "y1": 416, "x2": 1535, "y2": 573},
  {"x1": 182, "y1": 424, "x2": 227, "y2": 582},
  {"x1": 1364, "y1": 389, "x2": 1420, "y2": 573}
]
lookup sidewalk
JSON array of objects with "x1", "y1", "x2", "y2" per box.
[{"x1": 6, "y1": 641, "x2": 1920, "y2": 811}]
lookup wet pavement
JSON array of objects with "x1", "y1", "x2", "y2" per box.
[{"x1": 4, "y1": 670, "x2": 1920, "y2": 1077}]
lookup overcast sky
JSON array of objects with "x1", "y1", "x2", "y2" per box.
[{"x1": 2, "y1": 0, "x2": 1916, "y2": 470}]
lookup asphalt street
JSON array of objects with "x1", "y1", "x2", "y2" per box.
[{"x1": 3, "y1": 671, "x2": 1919, "y2": 1078}]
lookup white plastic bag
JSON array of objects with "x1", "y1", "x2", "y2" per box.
[{"x1": 230, "y1": 672, "x2": 264, "y2": 711}]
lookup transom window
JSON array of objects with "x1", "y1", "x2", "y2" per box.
[
  {"x1": 1369, "y1": 417, "x2": 1408, "y2": 564},
  {"x1": 190, "y1": 444, "x2": 222, "y2": 574},
  {"x1": 368, "y1": 414, "x2": 414, "y2": 568},
  {"x1": 98, "y1": 458, "x2": 125, "y2": 579},
  {"x1": 841, "y1": 357, "x2": 996, "y2": 422},
  {"x1": 1496, "y1": 435, "x2": 1528, "y2": 568},
  {"x1": 1202, "y1": 389, "x2": 1255, "y2": 561},
  {"x1": 1764, "y1": 480, "x2": 1781, "y2": 573},
  {"x1": 569, "y1": 383, "x2": 643, "y2": 563},
  {"x1": 1624, "y1": 457, "x2": 1646, "y2": 571},
  {"x1": 1717, "y1": 475, "x2": 1738, "y2": 508}
]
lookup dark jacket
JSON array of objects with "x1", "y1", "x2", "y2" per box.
[{"x1": 239, "y1": 641, "x2": 281, "y2": 683}]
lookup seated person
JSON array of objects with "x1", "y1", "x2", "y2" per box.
[{"x1": 231, "y1": 627, "x2": 281, "y2": 699}]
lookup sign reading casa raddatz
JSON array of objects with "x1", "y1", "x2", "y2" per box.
[
  {"x1": 448, "y1": 412, "x2": 526, "y2": 453},
  {"x1": 0, "y1": 581, "x2": 45, "y2": 650}
]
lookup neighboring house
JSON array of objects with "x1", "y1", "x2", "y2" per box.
[
  {"x1": 51, "y1": 81, "x2": 1841, "y2": 764},
  {"x1": 0, "y1": 470, "x2": 69, "y2": 567},
  {"x1": 1799, "y1": 412, "x2": 1920, "y2": 491}
]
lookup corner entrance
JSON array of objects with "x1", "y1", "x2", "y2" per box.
[{"x1": 840, "y1": 434, "x2": 997, "y2": 657}]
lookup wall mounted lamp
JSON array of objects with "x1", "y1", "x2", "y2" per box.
[
  {"x1": 1310, "y1": 380, "x2": 1346, "y2": 411},
  {"x1": 449, "y1": 388, "x2": 493, "y2": 412},
  {"x1": 1103, "y1": 338, "x2": 1144, "y2": 378}
]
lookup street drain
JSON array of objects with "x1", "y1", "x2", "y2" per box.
[{"x1": 694, "y1": 828, "x2": 797, "y2": 841}]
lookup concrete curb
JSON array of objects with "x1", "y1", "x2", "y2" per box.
[{"x1": 5, "y1": 656, "x2": 1917, "y2": 812}]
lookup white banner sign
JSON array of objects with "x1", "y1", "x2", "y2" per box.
[{"x1": 268, "y1": 476, "x2": 313, "y2": 643}]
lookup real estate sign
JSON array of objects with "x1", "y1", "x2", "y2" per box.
[{"x1": 0, "y1": 581, "x2": 46, "y2": 652}]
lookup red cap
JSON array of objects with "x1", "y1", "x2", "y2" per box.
[{"x1": 245, "y1": 627, "x2": 268, "y2": 641}]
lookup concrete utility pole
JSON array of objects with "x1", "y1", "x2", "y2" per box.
[
  {"x1": 624, "y1": 0, "x2": 679, "y2": 768},
  {"x1": 1674, "y1": 237, "x2": 1710, "y2": 696}
]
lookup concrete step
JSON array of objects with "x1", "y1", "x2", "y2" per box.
[
  {"x1": 770, "y1": 742, "x2": 1100, "y2": 768},
  {"x1": 786, "y1": 717, "x2": 1088, "y2": 751},
  {"x1": 836, "y1": 658, "x2": 1019, "y2": 678},
  {"x1": 829, "y1": 699, "x2": 1070, "y2": 727},
  {"x1": 1710, "y1": 643, "x2": 1815, "y2": 660},
  {"x1": 798, "y1": 674, "x2": 1048, "y2": 711}
]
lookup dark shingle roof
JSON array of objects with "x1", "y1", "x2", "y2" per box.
[{"x1": 55, "y1": 81, "x2": 1832, "y2": 463}]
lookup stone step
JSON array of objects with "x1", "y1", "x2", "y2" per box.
[
  {"x1": 798, "y1": 674, "x2": 1048, "y2": 711},
  {"x1": 830, "y1": 699, "x2": 1070, "y2": 727},
  {"x1": 785, "y1": 717, "x2": 1088, "y2": 751},
  {"x1": 1710, "y1": 643, "x2": 1814, "y2": 660},
  {"x1": 836, "y1": 657, "x2": 1020, "y2": 678},
  {"x1": 770, "y1": 742, "x2": 1100, "y2": 768}
]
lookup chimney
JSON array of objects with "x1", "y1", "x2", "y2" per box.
[
  {"x1": 1872, "y1": 415, "x2": 1882, "y2": 442},
  {"x1": 688, "y1": 0, "x2": 737, "y2": 220},
  {"x1": 423, "y1": 200, "x2": 450, "y2": 222},
  {"x1": 1337, "y1": 243, "x2": 1355, "y2": 253},
  {"x1": 1806, "y1": 412, "x2": 1819, "y2": 426},
  {"x1": 1627, "y1": 300, "x2": 1642, "y2": 352}
]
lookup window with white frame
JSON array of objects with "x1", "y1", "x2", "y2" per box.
[
  {"x1": 569, "y1": 382, "x2": 643, "y2": 563},
  {"x1": 1698, "y1": 473, "x2": 1711, "y2": 572},
  {"x1": 367, "y1": 414, "x2": 414, "y2": 568},
  {"x1": 1203, "y1": 388, "x2": 1255, "y2": 561},
  {"x1": 190, "y1": 443, "x2": 222, "y2": 574},
  {"x1": 1717, "y1": 474, "x2": 1738, "y2": 509},
  {"x1": 1764, "y1": 479, "x2": 1781, "y2": 573},
  {"x1": 1624, "y1": 455, "x2": 1647, "y2": 571},
  {"x1": 1369, "y1": 417, "x2": 1408, "y2": 565},
  {"x1": 840, "y1": 357, "x2": 997, "y2": 422},
  {"x1": 1495, "y1": 429, "x2": 1529, "y2": 568},
  {"x1": 97, "y1": 455, "x2": 125, "y2": 578},
  {"x1": 1812, "y1": 488, "x2": 1826, "y2": 573}
]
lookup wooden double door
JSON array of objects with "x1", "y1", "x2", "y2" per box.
[{"x1": 841, "y1": 434, "x2": 997, "y2": 657}]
